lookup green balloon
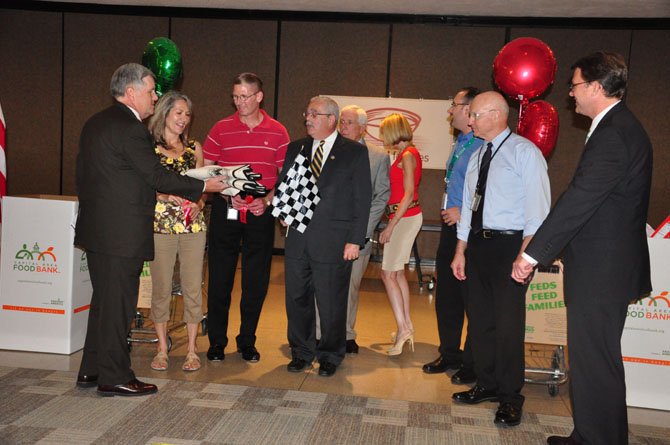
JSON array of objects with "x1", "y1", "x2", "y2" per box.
[{"x1": 141, "y1": 37, "x2": 182, "y2": 97}]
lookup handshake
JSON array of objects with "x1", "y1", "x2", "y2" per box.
[{"x1": 184, "y1": 165, "x2": 268, "y2": 197}]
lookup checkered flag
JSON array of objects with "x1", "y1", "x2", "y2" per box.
[{"x1": 271, "y1": 144, "x2": 320, "y2": 233}]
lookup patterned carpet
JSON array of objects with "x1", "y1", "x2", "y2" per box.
[{"x1": 1, "y1": 367, "x2": 669, "y2": 445}]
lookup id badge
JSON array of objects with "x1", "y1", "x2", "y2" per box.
[
  {"x1": 227, "y1": 208, "x2": 239, "y2": 220},
  {"x1": 441, "y1": 192, "x2": 449, "y2": 210},
  {"x1": 470, "y1": 193, "x2": 482, "y2": 212}
]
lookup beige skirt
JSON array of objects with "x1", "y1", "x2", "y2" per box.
[{"x1": 382, "y1": 212, "x2": 423, "y2": 271}]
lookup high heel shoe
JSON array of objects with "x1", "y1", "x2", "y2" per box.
[
  {"x1": 390, "y1": 329, "x2": 415, "y2": 343},
  {"x1": 387, "y1": 332, "x2": 414, "y2": 356}
]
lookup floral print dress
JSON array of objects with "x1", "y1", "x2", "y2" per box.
[{"x1": 153, "y1": 141, "x2": 206, "y2": 235}]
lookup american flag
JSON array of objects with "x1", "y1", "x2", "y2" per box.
[{"x1": 0, "y1": 102, "x2": 6, "y2": 221}]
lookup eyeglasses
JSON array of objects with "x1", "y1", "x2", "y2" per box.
[
  {"x1": 339, "y1": 118, "x2": 358, "y2": 126},
  {"x1": 231, "y1": 92, "x2": 259, "y2": 102},
  {"x1": 450, "y1": 102, "x2": 468, "y2": 108},
  {"x1": 469, "y1": 109, "x2": 497, "y2": 120},
  {"x1": 568, "y1": 81, "x2": 590, "y2": 91},
  {"x1": 303, "y1": 111, "x2": 332, "y2": 119}
]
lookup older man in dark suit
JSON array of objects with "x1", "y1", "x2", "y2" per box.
[
  {"x1": 512, "y1": 52, "x2": 653, "y2": 445},
  {"x1": 280, "y1": 96, "x2": 371, "y2": 377},
  {"x1": 75, "y1": 63, "x2": 227, "y2": 396}
]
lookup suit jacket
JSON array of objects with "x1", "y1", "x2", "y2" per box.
[
  {"x1": 74, "y1": 102, "x2": 204, "y2": 260},
  {"x1": 526, "y1": 102, "x2": 653, "y2": 304},
  {"x1": 279, "y1": 134, "x2": 372, "y2": 263},
  {"x1": 362, "y1": 141, "x2": 391, "y2": 256}
]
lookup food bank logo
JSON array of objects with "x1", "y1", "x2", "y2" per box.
[
  {"x1": 13, "y1": 242, "x2": 60, "y2": 274},
  {"x1": 628, "y1": 291, "x2": 670, "y2": 321}
]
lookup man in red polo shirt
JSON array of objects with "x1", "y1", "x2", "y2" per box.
[{"x1": 203, "y1": 72, "x2": 289, "y2": 363}]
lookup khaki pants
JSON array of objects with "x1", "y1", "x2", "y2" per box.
[{"x1": 149, "y1": 231, "x2": 206, "y2": 324}]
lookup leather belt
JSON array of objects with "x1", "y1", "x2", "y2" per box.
[
  {"x1": 477, "y1": 229, "x2": 522, "y2": 239},
  {"x1": 386, "y1": 200, "x2": 420, "y2": 215}
]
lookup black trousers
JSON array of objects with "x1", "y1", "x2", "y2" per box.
[
  {"x1": 285, "y1": 253, "x2": 352, "y2": 366},
  {"x1": 207, "y1": 195, "x2": 275, "y2": 350},
  {"x1": 466, "y1": 231, "x2": 528, "y2": 408},
  {"x1": 78, "y1": 251, "x2": 144, "y2": 386},
  {"x1": 435, "y1": 223, "x2": 473, "y2": 367},
  {"x1": 568, "y1": 288, "x2": 629, "y2": 445}
]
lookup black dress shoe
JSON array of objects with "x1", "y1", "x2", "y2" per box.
[
  {"x1": 422, "y1": 355, "x2": 461, "y2": 374},
  {"x1": 494, "y1": 402, "x2": 522, "y2": 426},
  {"x1": 318, "y1": 361, "x2": 337, "y2": 377},
  {"x1": 207, "y1": 344, "x2": 225, "y2": 361},
  {"x1": 97, "y1": 378, "x2": 157, "y2": 397},
  {"x1": 238, "y1": 346, "x2": 260, "y2": 362},
  {"x1": 451, "y1": 366, "x2": 477, "y2": 384},
  {"x1": 547, "y1": 436, "x2": 581, "y2": 445},
  {"x1": 76, "y1": 374, "x2": 98, "y2": 388},
  {"x1": 287, "y1": 358, "x2": 309, "y2": 372},
  {"x1": 452, "y1": 385, "x2": 498, "y2": 404},
  {"x1": 346, "y1": 339, "x2": 359, "y2": 354}
]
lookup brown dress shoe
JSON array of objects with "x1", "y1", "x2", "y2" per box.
[{"x1": 97, "y1": 378, "x2": 157, "y2": 397}]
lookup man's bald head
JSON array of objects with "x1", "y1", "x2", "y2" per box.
[{"x1": 468, "y1": 91, "x2": 509, "y2": 141}]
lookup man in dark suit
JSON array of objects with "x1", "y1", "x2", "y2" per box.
[
  {"x1": 75, "y1": 63, "x2": 227, "y2": 396},
  {"x1": 279, "y1": 96, "x2": 371, "y2": 377},
  {"x1": 512, "y1": 51, "x2": 653, "y2": 445}
]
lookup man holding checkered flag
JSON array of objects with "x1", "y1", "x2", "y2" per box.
[
  {"x1": 271, "y1": 144, "x2": 321, "y2": 233},
  {"x1": 277, "y1": 96, "x2": 371, "y2": 377}
]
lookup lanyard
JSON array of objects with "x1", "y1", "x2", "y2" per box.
[
  {"x1": 475, "y1": 131, "x2": 512, "y2": 193},
  {"x1": 445, "y1": 136, "x2": 477, "y2": 186}
]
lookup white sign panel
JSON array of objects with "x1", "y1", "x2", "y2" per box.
[
  {"x1": 622, "y1": 237, "x2": 670, "y2": 410},
  {"x1": 329, "y1": 95, "x2": 454, "y2": 170},
  {"x1": 0, "y1": 196, "x2": 92, "y2": 354}
]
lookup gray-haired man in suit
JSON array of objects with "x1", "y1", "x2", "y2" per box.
[
  {"x1": 316, "y1": 105, "x2": 390, "y2": 353},
  {"x1": 75, "y1": 63, "x2": 227, "y2": 396}
]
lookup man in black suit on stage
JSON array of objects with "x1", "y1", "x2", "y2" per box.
[
  {"x1": 74, "y1": 63, "x2": 228, "y2": 396},
  {"x1": 280, "y1": 96, "x2": 371, "y2": 377},
  {"x1": 512, "y1": 51, "x2": 653, "y2": 445}
]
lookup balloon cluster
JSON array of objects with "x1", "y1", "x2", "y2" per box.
[
  {"x1": 493, "y1": 37, "x2": 559, "y2": 158},
  {"x1": 141, "y1": 37, "x2": 182, "y2": 97}
]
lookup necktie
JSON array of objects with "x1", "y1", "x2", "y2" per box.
[
  {"x1": 470, "y1": 142, "x2": 493, "y2": 234},
  {"x1": 311, "y1": 140, "x2": 325, "y2": 179}
]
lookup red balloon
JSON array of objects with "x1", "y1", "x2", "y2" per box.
[
  {"x1": 493, "y1": 37, "x2": 557, "y2": 100},
  {"x1": 517, "y1": 100, "x2": 559, "y2": 158}
]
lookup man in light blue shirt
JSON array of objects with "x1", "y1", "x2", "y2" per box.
[
  {"x1": 451, "y1": 91, "x2": 550, "y2": 427},
  {"x1": 423, "y1": 87, "x2": 482, "y2": 385}
]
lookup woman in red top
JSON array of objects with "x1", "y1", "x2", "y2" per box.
[{"x1": 379, "y1": 113, "x2": 423, "y2": 356}]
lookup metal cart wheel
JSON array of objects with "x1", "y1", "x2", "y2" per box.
[
  {"x1": 167, "y1": 336, "x2": 172, "y2": 352},
  {"x1": 548, "y1": 384, "x2": 559, "y2": 396},
  {"x1": 427, "y1": 277, "x2": 436, "y2": 291}
]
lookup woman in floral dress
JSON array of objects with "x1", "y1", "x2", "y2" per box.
[{"x1": 147, "y1": 91, "x2": 207, "y2": 372}]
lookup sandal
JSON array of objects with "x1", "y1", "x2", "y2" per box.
[
  {"x1": 182, "y1": 352, "x2": 201, "y2": 372},
  {"x1": 151, "y1": 351, "x2": 169, "y2": 371}
]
